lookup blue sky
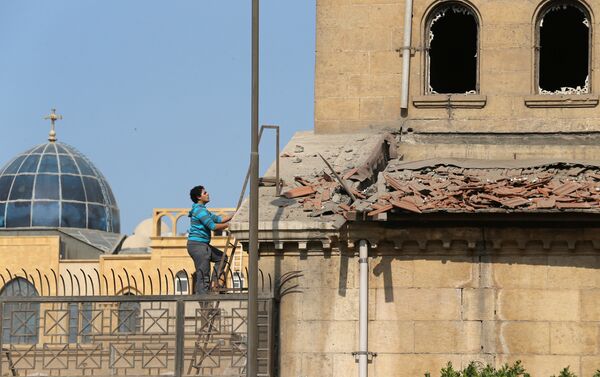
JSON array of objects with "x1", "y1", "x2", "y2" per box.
[{"x1": 0, "y1": 1, "x2": 316, "y2": 234}]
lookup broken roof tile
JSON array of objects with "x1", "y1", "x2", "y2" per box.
[{"x1": 284, "y1": 185, "x2": 316, "y2": 199}]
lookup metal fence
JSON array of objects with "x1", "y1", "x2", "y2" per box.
[{"x1": 0, "y1": 294, "x2": 275, "y2": 377}]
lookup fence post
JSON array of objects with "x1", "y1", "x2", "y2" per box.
[{"x1": 174, "y1": 300, "x2": 185, "y2": 377}]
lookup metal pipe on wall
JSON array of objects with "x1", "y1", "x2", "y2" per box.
[
  {"x1": 400, "y1": 0, "x2": 414, "y2": 109},
  {"x1": 247, "y1": 0, "x2": 260, "y2": 376},
  {"x1": 358, "y1": 240, "x2": 369, "y2": 377}
]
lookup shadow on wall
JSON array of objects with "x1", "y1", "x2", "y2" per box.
[{"x1": 337, "y1": 225, "x2": 599, "y2": 303}]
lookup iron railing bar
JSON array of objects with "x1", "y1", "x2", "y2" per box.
[{"x1": 0, "y1": 293, "x2": 273, "y2": 303}]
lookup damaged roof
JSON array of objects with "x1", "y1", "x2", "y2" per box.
[
  {"x1": 230, "y1": 131, "x2": 600, "y2": 244},
  {"x1": 230, "y1": 131, "x2": 394, "y2": 238},
  {"x1": 289, "y1": 158, "x2": 600, "y2": 220}
]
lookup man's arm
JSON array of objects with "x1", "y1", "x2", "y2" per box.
[
  {"x1": 214, "y1": 222, "x2": 230, "y2": 230},
  {"x1": 220, "y1": 214, "x2": 233, "y2": 223}
]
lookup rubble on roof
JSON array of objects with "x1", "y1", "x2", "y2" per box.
[{"x1": 281, "y1": 160, "x2": 600, "y2": 220}]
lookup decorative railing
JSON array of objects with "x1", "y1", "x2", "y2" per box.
[
  {"x1": 0, "y1": 294, "x2": 274, "y2": 377},
  {"x1": 152, "y1": 208, "x2": 235, "y2": 238},
  {"x1": 0, "y1": 268, "x2": 303, "y2": 376}
]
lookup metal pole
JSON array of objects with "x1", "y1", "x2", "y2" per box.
[
  {"x1": 275, "y1": 125, "x2": 280, "y2": 195},
  {"x1": 174, "y1": 300, "x2": 185, "y2": 377},
  {"x1": 248, "y1": 0, "x2": 260, "y2": 375},
  {"x1": 400, "y1": 0, "x2": 414, "y2": 109},
  {"x1": 358, "y1": 240, "x2": 369, "y2": 377}
]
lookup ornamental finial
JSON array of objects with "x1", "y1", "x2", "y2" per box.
[{"x1": 44, "y1": 108, "x2": 63, "y2": 142}]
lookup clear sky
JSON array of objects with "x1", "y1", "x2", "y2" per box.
[{"x1": 0, "y1": 1, "x2": 316, "y2": 234}]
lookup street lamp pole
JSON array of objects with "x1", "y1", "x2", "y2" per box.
[{"x1": 247, "y1": 0, "x2": 259, "y2": 376}]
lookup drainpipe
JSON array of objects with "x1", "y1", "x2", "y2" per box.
[
  {"x1": 358, "y1": 240, "x2": 369, "y2": 377},
  {"x1": 400, "y1": 0, "x2": 414, "y2": 110}
]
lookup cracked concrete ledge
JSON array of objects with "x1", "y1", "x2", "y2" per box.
[
  {"x1": 524, "y1": 94, "x2": 599, "y2": 108},
  {"x1": 413, "y1": 94, "x2": 487, "y2": 109}
]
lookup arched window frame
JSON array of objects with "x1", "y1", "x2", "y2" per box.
[
  {"x1": 174, "y1": 270, "x2": 189, "y2": 295},
  {"x1": 533, "y1": 0, "x2": 593, "y2": 95},
  {"x1": 116, "y1": 292, "x2": 140, "y2": 334},
  {"x1": 422, "y1": 0, "x2": 482, "y2": 95},
  {"x1": 0, "y1": 277, "x2": 40, "y2": 344}
]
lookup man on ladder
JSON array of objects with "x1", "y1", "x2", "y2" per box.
[{"x1": 187, "y1": 185, "x2": 232, "y2": 294}]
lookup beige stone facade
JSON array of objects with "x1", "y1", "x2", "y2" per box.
[
  {"x1": 266, "y1": 226, "x2": 600, "y2": 377},
  {"x1": 314, "y1": 0, "x2": 600, "y2": 142}
]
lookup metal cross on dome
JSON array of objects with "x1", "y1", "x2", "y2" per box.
[{"x1": 44, "y1": 108, "x2": 63, "y2": 142}]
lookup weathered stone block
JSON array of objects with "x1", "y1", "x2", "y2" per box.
[
  {"x1": 480, "y1": 47, "x2": 530, "y2": 72},
  {"x1": 462, "y1": 288, "x2": 495, "y2": 321},
  {"x1": 414, "y1": 321, "x2": 482, "y2": 353},
  {"x1": 413, "y1": 257, "x2": 477, "y2": 288},
  {"x1": 317, "y1": 3, "x2": 370, "y2": 29},
  {"x1": 332, "y1": 287, "x2": 376, "y2": 321},
  {"x1": 302, "y1": 353, "x2": 333, "y2": 377},
  {"x1": 280, "y1": 353, "x2": 302, "y2": 377},
  {"x1": 481, "y1": 24, "x2": 530, "y2": 48},
  {"x1": 365, "y1": 74, "x2": 402, "y2": 96},
  {"x1": 492, "y1": 256, "x2": 548, "y2": 289},
  {"x1": 375, "y1": 354, "x2": 462, "y2": 377},
  {"x1": 315, "y1": 98, "x2": 360, "y2": 121},
  {"x1": 581, "y1": 289, "x2": 600, "y2": 321},
  {"x1": 317, "y1": 51, "x2": 369, "y2": 75},
  {"x1": 478, "y1": 2, "x2": 535, "y2": 24},
  {"x1": 299, "y1": 254, "x2": 357, "y2": 289},
  {"x1": 366, "y1": 4, "x2": 402, "y2": 26},
  {"x1": 316, "y1": 26, "x2": 346, "y2": 53},
  {"x1": 360, "y1": 98, "x2": 386, "y2": 120},
  {"x1": 547, "y1": 256, "x2": 600, "y2": 289},
  {"x1": 332, "y1": 353, "x2": 375, "y2": 377},
  {"x1": 581, "y1": 356, "x2": 600, "y2": 377},
  {"x1": 301, "y1": 287, "x2": 336, "y2": 320},
  {"x1": 368, "y1": 320, "x2": 414, "y2": 353},
  {"x1": 376, "y1": 288, "x2": 462, "y2": 320},
  {"x1": 370, "y1": 51, "x2": 403, "y2": 74},
  {"x1": 479, "y1": 69, "x2": 530, "y2": 95},
  {"x1": 550, "y1": 322, "x2": 599, "y2": 355},
  {"x1": 499, "y1": 322, "x2": 550, "y2": 354},
  {"x1": 369, "y1": 256, "x2": 414, "y2": 288},
  {"x1": 290, "y1": 320, "x2": 357, "y2": 353},
  {"x1": 343, "y1": 27, "x2": 392, "y2": 51},
  {"x1": 315, "y1": 73, "x2": 348, "y2": 98},
  {"x1": 497, "y1": 289, "x2": 579, "y2": 321}
]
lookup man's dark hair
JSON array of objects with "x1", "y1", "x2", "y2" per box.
[{"x1": 190, "y1": 185, "x2": 205, "y2": 203}]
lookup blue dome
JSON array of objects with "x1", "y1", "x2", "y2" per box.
[{"x1": 0, "y1": 142, "x2": 120, "y2": 233}]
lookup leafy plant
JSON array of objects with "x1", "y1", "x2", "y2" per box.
[
  {"x1": 425, "y1": 360, "x2": 532, "y2": 377},
  {"x1": 551, "y1": 367, "x2": 577, "y2": 377},
  {"x1": 593, "y1": 371, "x2": 600, "y2": 377}
]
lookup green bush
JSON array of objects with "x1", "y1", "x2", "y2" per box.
[{"x1": 425, "y1": 361, "x2": 596, "y2": 377}]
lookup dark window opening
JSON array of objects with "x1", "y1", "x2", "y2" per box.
[
  {"x1": 117, "y1": 293, "x2": 140, "y2": 333},
  {"x1": 539, "y1": 4, "x2": 590, "y2": 93},
  {"x1": 1, "y1": 278, "x2": 40, "y2": 344},
  {"x1": 428, "y1": 5, "x2": 478, "y2": 94}
]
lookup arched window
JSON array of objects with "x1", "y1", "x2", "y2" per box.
[
  {"x1": 536, "y1": 1, "x2": 591, "y2": 94},
  {"x1": 174, "y1": 270, "x2": 189, "y2": 295},
  {"x1": 0, "y1": 277, "x2": 40, "y2": 344},
  {"x1": 117, "y1": 293, "x2": 140, "y2": 333},
  {"x1": 425, "y1": 2, "x2": 479, "y2": 94},
  {"x1": 232, "y1": 271, "x2": 244, "y2": 290}
]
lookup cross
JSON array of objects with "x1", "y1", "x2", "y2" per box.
[{"x1": 44, "y1": 108, "x2": 63, "y2": 142}]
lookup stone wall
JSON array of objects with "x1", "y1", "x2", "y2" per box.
[
  {"x1": 315, "y1": 0, "x2": 600, "y2": 134},
  {"x1": 261, "y1": 226, "x2": 600, "y2": 376}
]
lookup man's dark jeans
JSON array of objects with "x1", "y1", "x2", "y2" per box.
[{"x1": 187, "y1": 241, "x2": 228, "y2": 294}]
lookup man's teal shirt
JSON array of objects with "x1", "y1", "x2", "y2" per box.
[{"x1": 187, "y1": 203, "x2": 222, "y2": 243}]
